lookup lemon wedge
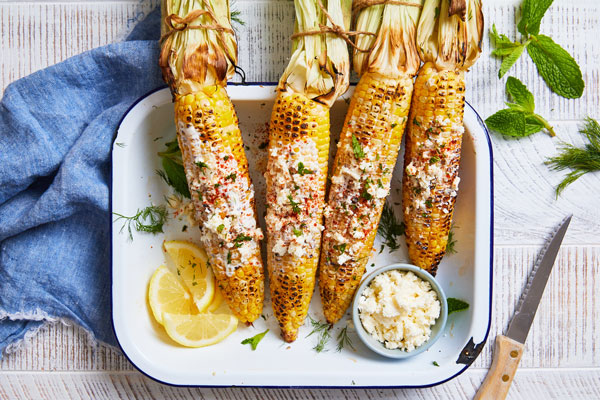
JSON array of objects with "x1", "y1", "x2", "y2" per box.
[
  {"x1": 163, "y1": 240, "x2": 215, "y2": 312},
  {"x1": 148, "y1": 265, "x2": 194, "y2": 325},
  {"x1": 162, "y1": 313, "x2": 238, "y2": 347}
]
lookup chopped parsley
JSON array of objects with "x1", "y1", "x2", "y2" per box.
[
  {"x1": 429, "y1": 156, "x2": 440, "y2": 164},
  {"x1": 195, "y1": 161, "x2": 209, "y2": 171},
  {"x1": 227, "y1": 251, "x2": 232, "y2": 264},
  {"x1": 297, "y1": 162, "x2": 314, "y2": 176},
  {"x1": 233, "y1": 233, "x2": 252, "y2": 248},
  {"x1": 413, "y1": 117, "x2": 421, "y2": 127},
  {"x1": 217, "y1": 224, "x2": 225, "y2": 233},
  {"x1": 433, "y1": 361, "x2": 440, "y2": 367},
  {"x1": 287, "y1": 195, "x2": 301, "y2": 213},
  {"x1": 351, "y1": 134, "x2": 364, "y2": 159},
  {"x1": 425, "y1": 199, "x2": 433, "y2": 208},
  {"x1": 225, "y1": 173, "x2": 237, "y2": 182},
  {"x1": 293, "y1": 227, "x2": 303, "y2": 237},
  {"x1": 333, "y1": 243, "x2": 347, "y2": 254}
]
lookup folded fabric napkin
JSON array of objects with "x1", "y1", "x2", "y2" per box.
[{"x1": 0, "y1": 8, "x2": 163, "y2": 357}]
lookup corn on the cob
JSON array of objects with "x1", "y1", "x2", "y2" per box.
[
  {"x1": 402, "y1": 0, "x2": 483, "y2": 275},
  {"x1": 265, "y1": 0, "x2": 351, "y2": 342},
  {"x1": 160, "y1": 0, "x2": 264, "y2": 322},
  {"x1": 318, "y1": 1, "x2": 422, "y2": 324}
]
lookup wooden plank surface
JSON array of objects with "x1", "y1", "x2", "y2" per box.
[
  {"x1": 1, "y1": 0, "x2": 599, "y2": 398},
  {"x1": 1, "y1": 369, "x2": 599, "y2": 400}
]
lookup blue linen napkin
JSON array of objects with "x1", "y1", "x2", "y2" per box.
[{"x1": 0, "y1": 8, "x2": 163, "y2": 356}]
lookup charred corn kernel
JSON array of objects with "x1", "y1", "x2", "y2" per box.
[
  {"x1": 402, "y1": 62, "x2": 465, "y2": 275},
  {"x1": 318, "y1": 72, "x2": 413, "y2": 324},
  {"x1": 265, "y1": 91, "x2": 330, "y2": 342},
  {"x1": 174, "y1": 86, "x2": 264, "y2": 323}
]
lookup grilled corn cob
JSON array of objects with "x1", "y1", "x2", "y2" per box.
[
  {"x1": 402, "y1": 0, "x2": 483, "y2": 275},
  {"x1": 318, "y1": 1, "x2": 422, "y2": 324},
  {"x1": 160, "y1": 0, "x2": 264, "y2": 322},
  {"x1": 265, "y1": 0, "x2": 351, "y2": 342}
]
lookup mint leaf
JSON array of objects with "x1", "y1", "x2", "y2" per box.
[
  {"x1": 447, "y1": 298, "x2": 469, "y2": 315},
  {"x1": 241, "y1": 329, "x2": 269, "y2": 350},
  {"x1": 159, "y1": 156, "x2": 190, "y2": 198},
  {"x1": 487, "y1": 78, "x2": 556, "y2": 138},
  {"x1": 498, "y1": 44, "x2": 526, "y2": 78},
  {"x1": 485, "y1": 109, "x2": 527, "y2": 137},
  {"x1": 490, "y1": 24, "x2": 521, "y2": 56},
  {"x1": 490, "y1": 25, "x2": 526, "y2": 78},
  {"x1": 505, "y1": 76, "x2": 535, "y2": 113},
  {"x1": 527, "y1": 35, "x2": 584, "y2": 99},
  {"x1": 518, "y1": 0, "x2": 554, "y2": 36},
  {"x1": 524, "y1": 115, "x2": 546, "y2": 135}
]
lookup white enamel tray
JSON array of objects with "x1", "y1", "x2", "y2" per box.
[{"x1": 111, "y1": 84, "x2": 493, "y2": 388}]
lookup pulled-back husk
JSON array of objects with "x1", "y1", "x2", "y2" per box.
[
  {"x1": 416, "y1": 0, "x2": 484, "y2": 71},
  {"x1": 160, "y1": 0, "x2": 238, "y2": 96},
  {"x1": 353, "y1": 0, "x2": 423, "y2": 78},
  {"x1": 278, "y1": 0, "x2": 352, "y2": 108}
]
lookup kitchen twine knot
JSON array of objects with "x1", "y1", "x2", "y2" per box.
[
  {"x1": 352, "y1": 0, "x2": 423, "y2": 15},
  {"x1": 160, "y1": 4, "x2": 234, "y2": 44},
  {"x1": 292, "y1": 0, "x2": 422, "y2": 53}
]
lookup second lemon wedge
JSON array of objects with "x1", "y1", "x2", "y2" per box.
[{"x1": 163, "y1": 240, "x2": 215, "y2": 313}]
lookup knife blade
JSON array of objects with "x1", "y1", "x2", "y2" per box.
[{"x1": 474, "y1": 215, "x2": 572, "y2": 400}]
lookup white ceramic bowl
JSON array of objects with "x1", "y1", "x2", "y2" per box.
[{"x1": 352, "y1": 263, "x2": 448, "y2": 359}]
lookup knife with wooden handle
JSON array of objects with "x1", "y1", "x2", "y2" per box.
[{"x1": 474, "y1": 215, "x2": 572, "y2": 400}]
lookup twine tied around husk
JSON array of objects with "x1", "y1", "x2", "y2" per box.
[
  {"x1": 291, "y1": 0, "x2": 377, "y2": 53},
  {"x1": 160, "y1": 5, "x2": 234, "y2": 44},
  {"x1": 352, "y1": 0, "x2": 423, "y2": 16}
]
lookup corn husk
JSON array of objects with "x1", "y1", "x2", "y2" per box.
[
  {"x1": 416, "y1": 0, "x2": 484, "y2": 71},
  {"x1": 278, "y1": 0, "x2": 352, "y2": 107},
  {"x1": 353, "y1": 0, "x2": 423, "y2": 78},
  {"x1": 160, "y1": 0, "x2": 237, "y2": 95}
]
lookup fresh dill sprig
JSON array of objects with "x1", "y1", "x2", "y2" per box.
[
  {"x1": 113, "y1": 204, "x2": 168, "y2": 240},
  {"x1": 230, "y1": 10, "x2": 245, "y2": 26},
  {"x1": 377, "y1": 202, "x2": 405, "y2": 252},
  {"x1": 546, "y1": 117, "x2": 600, "y2": 197},
  {"x1": 446, "y1": 226, "x2": 457, "y2": 255},
  {"x1": 307, "y1": 315, "x2": 331, "y2": 353},
  {"x1": 336, "y1": 326, "x2": 355, "y2": 352}
]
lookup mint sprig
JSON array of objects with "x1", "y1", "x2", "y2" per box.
[
  {"x1": 489, "y1": 0, "x2": 584, "y2": 99},
  {"x1": 486, "y1": 77, "x2": 555, "y2": 138}
]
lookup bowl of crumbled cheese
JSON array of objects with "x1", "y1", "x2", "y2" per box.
[{"x1": 352, "y1": 264, "x2": 448, "y2": 359}]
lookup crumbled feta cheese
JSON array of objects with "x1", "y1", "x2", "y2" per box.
[
  {"x1": 341, "y1": 166, "x2": 361, "y2": 181},
  {"x1": 272, "y1": 239, "x2": 287, "y2": 257},
  {"x1": 405, "y1": 162, "x2": 417, "y2": 176},
  {"x1": 337, "y1": 252, "x2": 352, "y2": 265},
  {"x1": 358, "y1": 270, "x2": 441, "y2": 352}
]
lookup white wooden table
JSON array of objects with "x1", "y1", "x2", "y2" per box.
[{"x1": 1, "y1": 0, "x2": 599, "y2": 398}]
